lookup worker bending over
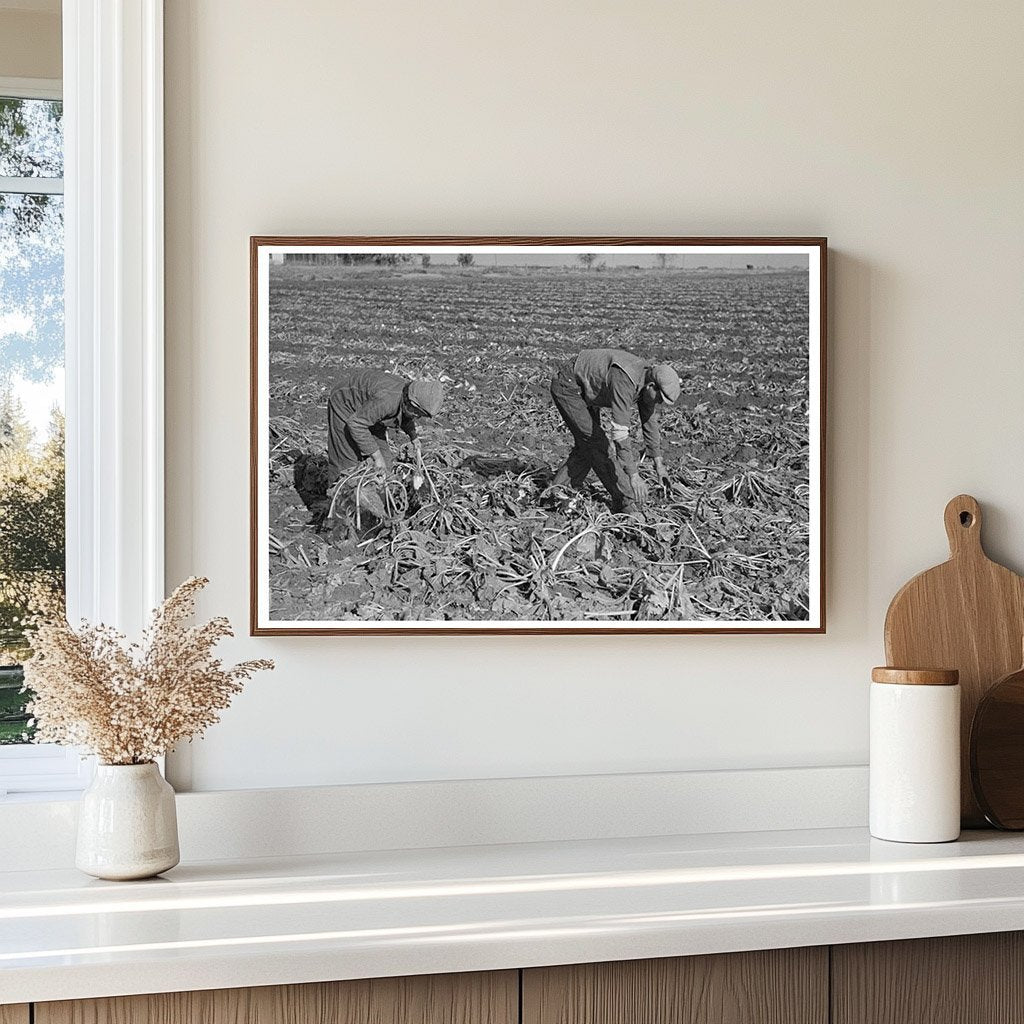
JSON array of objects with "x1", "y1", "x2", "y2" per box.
[
  {"x1": 550, "y1": 348, "x2": 680, "y2": 511},
  {"x1": 326, "y1": 369, "x2": 444, "y2": 485}
]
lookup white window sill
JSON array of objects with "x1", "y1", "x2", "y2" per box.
[
  {"x1": 0, "y1": 746, "x2": 94, "y2": 801},
  {"x1": 0, "y1": 789, "x2": 86, "y2": 804}
]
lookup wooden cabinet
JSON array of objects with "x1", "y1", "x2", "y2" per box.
[
  {"x1": 832, "y1": 932, "x2": 1024, "y2": 1024},
  {"x1": 34, "y1": 971, "x2": 517, "y2": 1024},
  {"x1": 13, "y1": 933, "x2": 1024, "y2": 1024},
  {"x1": 522, "y1": 948, "x2": 828, "y2": 1024}
]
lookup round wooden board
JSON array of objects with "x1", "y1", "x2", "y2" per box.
[{"x1": 971, "y1": 664, "x2": 1024, "y2": 829}]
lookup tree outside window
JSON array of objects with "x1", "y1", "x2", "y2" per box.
[{"x1": 0, "y1": 94, "x2": 65, "y2": 744}]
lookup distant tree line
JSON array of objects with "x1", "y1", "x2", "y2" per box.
[
  {"x1": 282, "y1": 253, "x2": 413, "y2": 266},
  {"x1": 282, "y1": 253, "x2": 481, "y2": 268}
]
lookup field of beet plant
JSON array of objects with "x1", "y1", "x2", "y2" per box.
[{"x1": 267, "y1": 263, "x2": 811, "y2": 624}]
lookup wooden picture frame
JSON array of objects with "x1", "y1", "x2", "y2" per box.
[{"x1": 251, "y1": 236, "x2": 826, "y2": 635}]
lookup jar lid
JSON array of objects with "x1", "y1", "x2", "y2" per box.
[{"x1": 871, "y1": 667, "x2": 959, "y2": 686}]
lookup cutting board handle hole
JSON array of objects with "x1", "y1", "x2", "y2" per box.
[{"x1": 944, "y1": 495, "x2": 982, "y2": 554}]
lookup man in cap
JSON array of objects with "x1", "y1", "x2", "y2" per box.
[
  {"x1": 326, "y1": 368, "x2": 444, "y2": 485},
  {"x1": 549, "y1": 348, "x2": 681, "y2": 511}
]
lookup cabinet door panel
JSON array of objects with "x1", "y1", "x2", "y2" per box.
[
  {"x1": 36, "y1": 971, "x2": 517, "y2": 1024},
  {"x1": 523, "y1": 948, "x2": 827, "y2": 1024},
  {"x1": 0, "y1": 1007, "x2": 29, "y2": 1024},
  {"x1": 832, "y1": 932, "x2": 1024, "y2": 1024}
]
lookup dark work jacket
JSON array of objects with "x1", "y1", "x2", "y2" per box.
[
  {"x1": 328, "y1": 369, "x2": 418, "y2": 458},
  {"x1": 573, "y1": 349, "x2": 663, "y2": 476}
]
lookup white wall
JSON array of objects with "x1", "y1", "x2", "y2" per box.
[{"x1": 164, "y1": 1, "x2": 1024, "y2": 791}]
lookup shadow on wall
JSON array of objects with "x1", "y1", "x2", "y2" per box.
[{"x1": 827, "y1": 249, "x2": 872, "y2": 637}]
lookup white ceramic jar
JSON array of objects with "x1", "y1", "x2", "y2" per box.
[
  {"x1": 870, "y1": 667, "x2": 961, "y2": 843},
  {"x1": 76, "y1": 762, "x2": 180, "y2": 880}
]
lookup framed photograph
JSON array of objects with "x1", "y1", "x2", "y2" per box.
[{"x1": 251, "y1": 237, "x2": 826, "y2": 635}]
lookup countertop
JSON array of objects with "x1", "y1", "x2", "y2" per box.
[{"x1": 4, "y1": 826, "x2": 1024, "y2": 1004}]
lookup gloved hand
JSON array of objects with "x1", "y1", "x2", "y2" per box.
[
  {"x1": 630, "y1": 473, "x2": 649, "y2": 503},
  {"x1": 370, "y1": 449, "x2": 388, "y2": 475},
  {"x1": 654, "y1": 457, "x2": 671, "y2": 487}
]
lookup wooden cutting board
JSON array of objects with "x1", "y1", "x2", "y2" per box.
[{"x1": 884, "y1": 494, "x2": 1024, "y2": 826}]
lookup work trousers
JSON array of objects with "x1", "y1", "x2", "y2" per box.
[{"x1": 549, "y1": 361, "x2": 633, "y2": 505}]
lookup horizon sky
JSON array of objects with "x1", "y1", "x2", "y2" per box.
[{"x1": 274, "y1": 251, "x2": 810, "y2": 270}]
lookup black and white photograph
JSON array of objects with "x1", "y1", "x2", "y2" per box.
[{"x1": 251, "y1": 238, "x2": 825, "y2": 634}]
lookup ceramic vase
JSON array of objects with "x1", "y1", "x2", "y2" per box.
[{"x1": 76, "y1": 762, "x2": 180, "y2": 880}]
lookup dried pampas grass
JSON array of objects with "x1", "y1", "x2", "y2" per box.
[{"x1": 23, "y1": 577, "x2": 273, "y2": 765}]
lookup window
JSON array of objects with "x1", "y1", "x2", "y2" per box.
[
  {"x1": 0, "y1": 79, "x2": 82, "y2": 795},
  {"x1": 0, "y1": 6, "x2": 166, "y2": 798}
]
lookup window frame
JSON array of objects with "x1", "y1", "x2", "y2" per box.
[
  {"x1": 0, "y1": 76, "x2": 61, "y2": 102},
  {"x1": 0, "y1": 0, "x2": 165, "y2": 798},
  {"x1": 0, "y1": 74, "x2": 64, "y2": 191}
]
